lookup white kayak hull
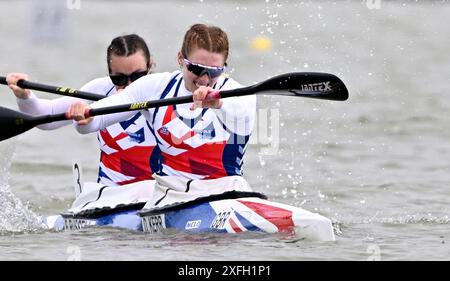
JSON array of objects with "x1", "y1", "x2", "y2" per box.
[{"x1": 42, "y1": 195, "x2": 335, "y2": 241}]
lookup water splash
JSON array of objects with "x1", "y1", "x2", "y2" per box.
[{"x1": 0, "y1": 140, "x2": 44, "y2": 234}]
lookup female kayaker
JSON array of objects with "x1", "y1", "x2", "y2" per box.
[
  {"x1": 6, "y1": 34, "x2": 160, "y2": 186},
  {"x1": 68, "y1": 24, "x2": 256, "y2": 180}
]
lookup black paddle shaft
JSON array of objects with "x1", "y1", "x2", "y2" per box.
[
  {"x1": 88, "y1": 72, "x2": 348, "y2": 117},
  {"x1": 0, "y1": 76, "x2": 103, "y2": 101},
  {"x1": 0, "y1": 72, "x2": 348, "y2": 141}
]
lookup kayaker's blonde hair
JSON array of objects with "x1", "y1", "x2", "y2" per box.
[{"x1": 181, "y1": 24, "x2": 229, "y2": 62}]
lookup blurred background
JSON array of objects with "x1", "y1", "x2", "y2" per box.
[{"x1": 0, "y1": 0, "x2": 449, "y2": 260}]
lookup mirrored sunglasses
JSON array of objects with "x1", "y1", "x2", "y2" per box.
[{"x1": 183, "y1": 58, "x2": 226, "y2": 79}]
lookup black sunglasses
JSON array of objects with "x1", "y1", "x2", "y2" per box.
[
  {"x1": 109, "y1": 70, "x2": 148, "y2": 86},
  {"x1": 183, "y1": 58, "x2": 226, "y2": 79}
]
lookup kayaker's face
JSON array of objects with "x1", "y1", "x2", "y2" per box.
[
  {"x1": 178, "y1": 48, "x2": 226, "y2": 93},
  {"x1": 109, "y1": 50, "x2": 149, "y2": 91}
]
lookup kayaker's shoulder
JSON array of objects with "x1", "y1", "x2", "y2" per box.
[
  {"x1": 216, "y1": 75, "x2": 242, "y2": 90},
  {"x1": 132, "y1": 71, "x2": 182, "y2": 90}
]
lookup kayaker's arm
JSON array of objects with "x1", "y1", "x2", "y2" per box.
[
  {"x1": 73, "y1": 73, "x2": 169, "y2": 134},
  {"x1": 6, "y1": 73, "x2": 77, "y2": 130},
  {"x1": 17, "y1": 93, "x2": 78, "y2": 130},
  {"x1": 71, "y1": 91, "x2": 136, "y2": 134},
  {"x1": 212, "y1": 79, "x2": 256, "y2": 135},
  {"x1": 14, "y1": 76, "x2": 110, "y2": 130}
]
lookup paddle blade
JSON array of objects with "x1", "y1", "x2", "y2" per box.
[
  {"x1": 0, "y1": 107, "x2": 38, "y2": 141},
  {"x1": 259, "y1": 72, "x2": 349, "y2": 101}
]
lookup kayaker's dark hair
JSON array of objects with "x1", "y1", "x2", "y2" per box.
[
  {"x1": 181, "y1": 24, "x2": 229, "y2": 62},
  {"x1": 107, "y1": 34, "x2": 154, "y2": 73}
]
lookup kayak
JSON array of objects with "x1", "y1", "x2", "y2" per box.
[
  {"x1": 41, "y1": 190, "x2": 335, "y2": 241},
  {"x1": 140, "y1": 193, "x2": 335, "y2": 241},
  {"x1": 40, "y1": 173, "x2": 335, "y2": 241}
]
